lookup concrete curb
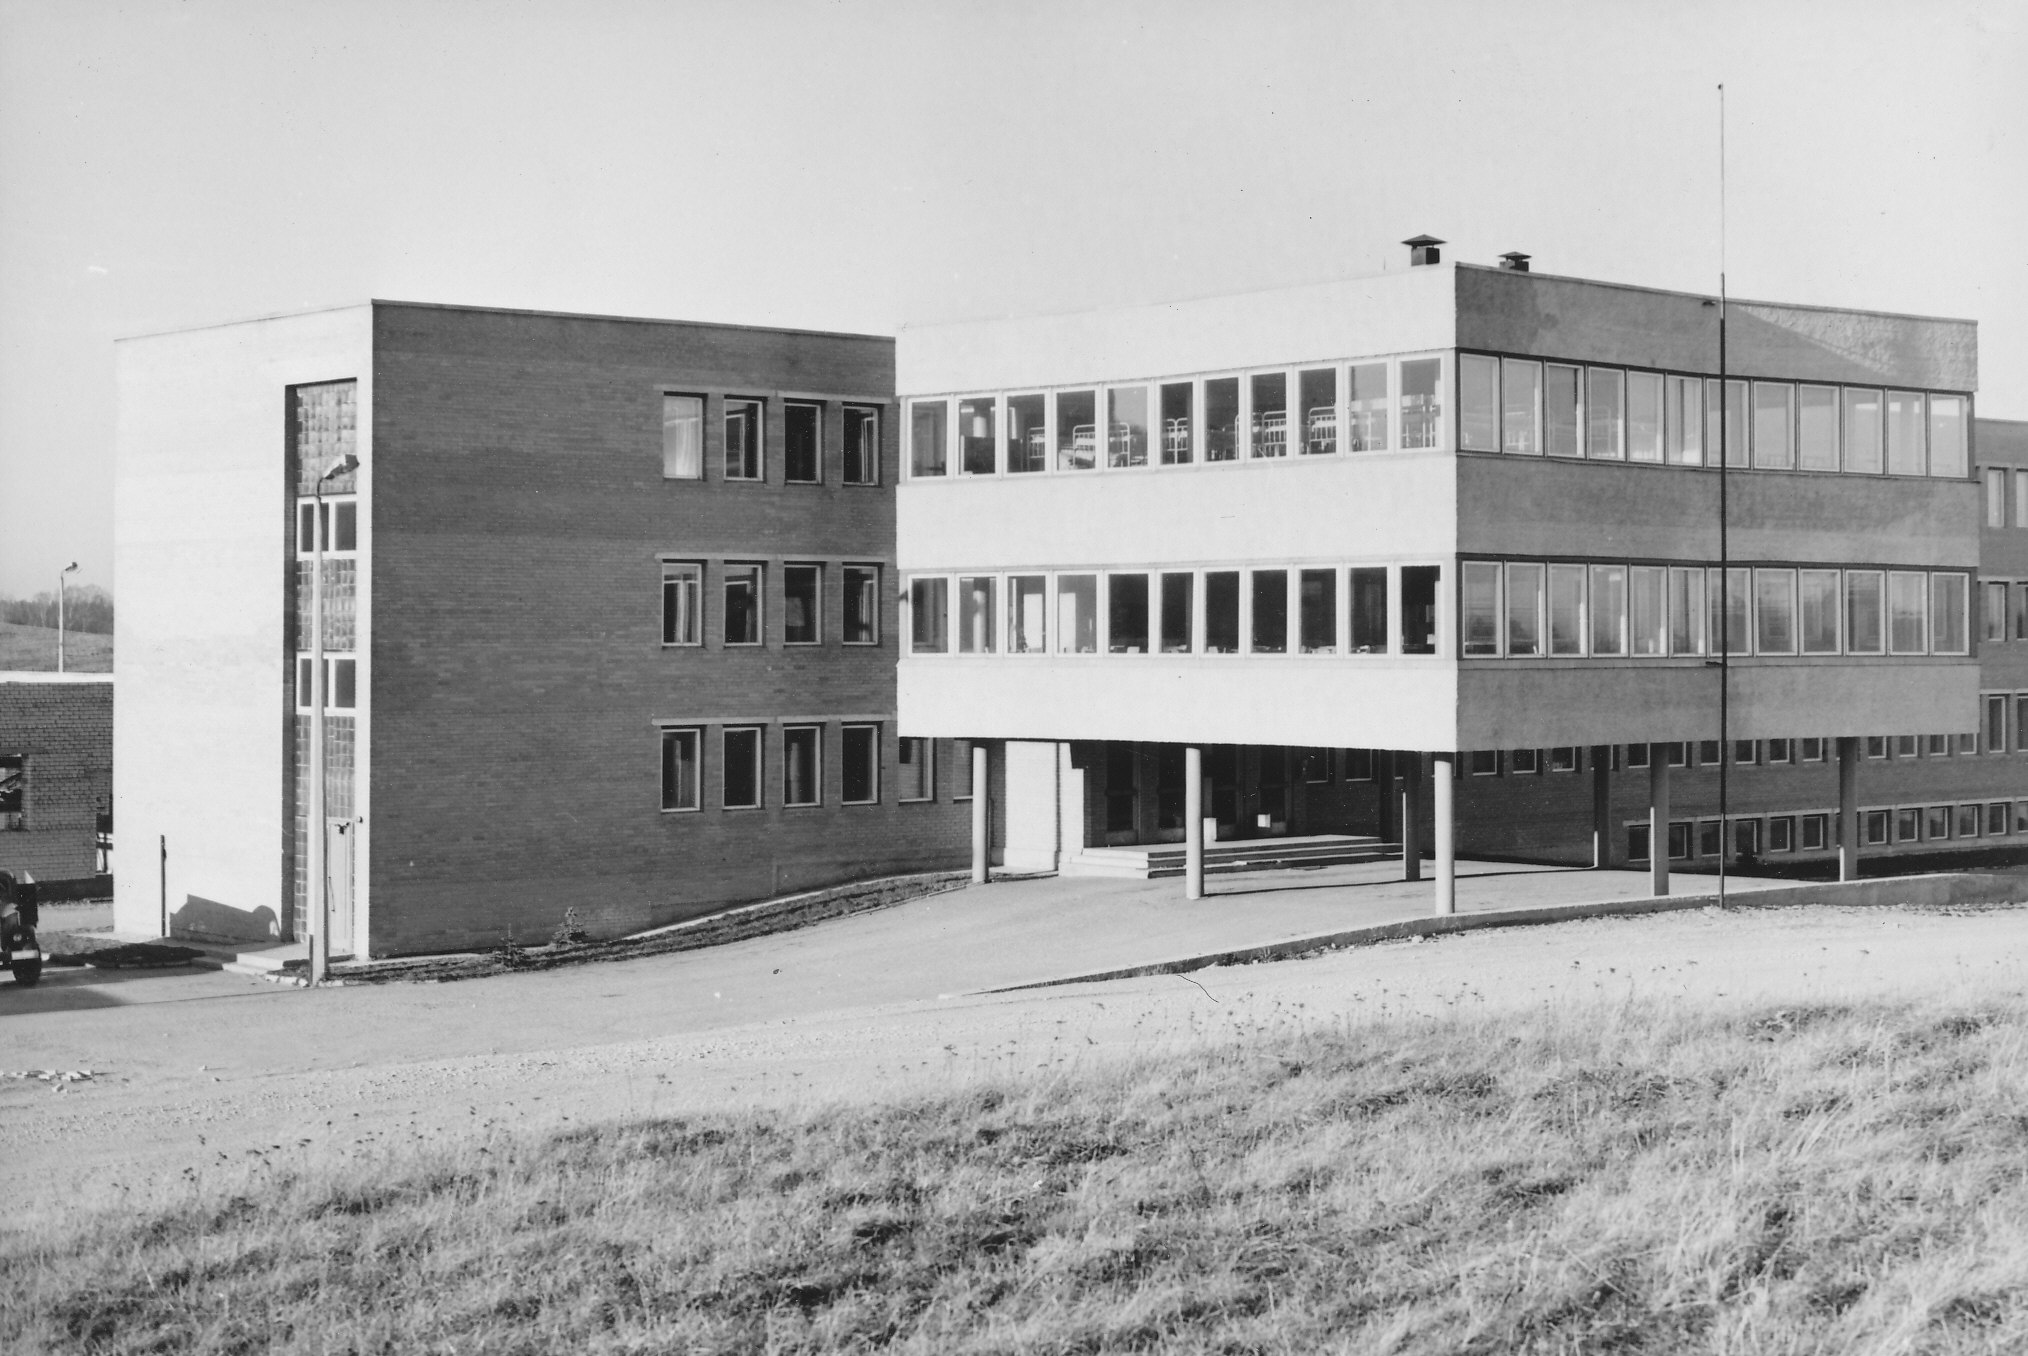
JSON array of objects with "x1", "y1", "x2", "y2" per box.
[{"x1": 985, "y1": 871, "x2": 2028, "y2": 993}]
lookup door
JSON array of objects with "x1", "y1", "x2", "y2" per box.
[
  {"x1": 1153, "y1": 745, "x2": 1187, "y2": 843},
  {"x1": 1207, "y1": 745, "x2": 1240, "y2": 838},
  {"x1": 325, "y1": 818, "x2": 355, "y2": 959},
  {"x1": 1102, "y1": 743, "x2": 1140, "y2": 845}
]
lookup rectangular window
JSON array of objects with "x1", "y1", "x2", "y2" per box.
[
  {"x1": 959, "y1": 576, "x2": 997, "y2": 653},
  {"x1": 1108, "y1": 386, "x2": 1149, "y2": 468},
  {"x1": 1983, "y1": 581, "x2": 2008, "y2": 642},
  {"x1": 1501, "y1": 359, "x2": 1542, "y2": 455},
  {"x1": 1800, "y1": 738, "x2": 1825, "y2": 761},
  {"x1": 1929, "y1": 395, "x2": 1968, "y2": 478},
  {"x1": 1250, "y1": 569, "x2": 1289, "y2": 653},
  {"x1": 1628, "y1": 823, "x2": 1651, "y2": 862},
  {"x1": 783, "y1": 564, "x2": 821, "y2": 645},
  {"x1": 662, "y1": 562, "x2": 702, "y2": 645},
  {"x1": 1250, "y1": 373, "x2": 1288, "y2": 458},
  {"x1": 1755, "y1": 568, "x2": 1797, "y2": 655},
  {"x1": 784, "y1": 401, "x2": 822, "y2": 483},
  {"x1": 1511, "y1": 748, "x2": 1541, "y2": 775},
  {"x1": 1698, "y1": 820, "x2": 1722, "y2": 857},
  {"x1": 1590, "y1": 565, "x2": 1627, "y2": 657},
  {"x1": 958, "y1": 395, "x2": 997, "y2": 476},
  {"x1": 1299, "y1": 569, "x2": 1336, "y2": 652},
  {"x1": 1548, "y1": 563, "x2": 1587, "y2": 657},
  {"x1": 1627, "y1": 371, "x2": 1664, "y2": 463},
  {"x1": 1799, "y1": 570, "x2": 1840, "y2": 654},
  {"x1": 1549, "y1": 746, "x2": 1579, "y2": 773},
  {"x1": 1462, "y1": 561, "x2": 1502, "y2": 656},
  {"x1": 1160, "y1": 383, "x2": 1193, "y2": 465},
  {"x1": 1797, "y1": 385, "x2": 1838, "y2": 471},
  {"x1": 331, "y1": 658, "x2": 356, "y2": 709},
  {"x1": 1865, "y1": 809, "x2": 1890, "y2": 845},
  {"x1": 909, "y1": 399, "x2": 948, "y2": 478},
  {"x1": 1626, "y1": 742, "x2": 1650, "y2": 768},
  {"x1": 1710, "y1": 567, "x2": 1751, "y2": 656},
  {"x1": 722, "y1": 727, "x2": 762, "y2": 809},
  {"x1": 2020, "y1": 695, "x2": 2028, "y2": 752},
  {"x1": 1885, "y1": 390, "x2": 1926, "y2": 475},
  {"x1": 1057, "y1": 574, "x2": 1098, "y2": 653},
  {"x1": 1732, "y1": 819, "x2": 1761, "y2": 860},
  {"x1": 1057, "y1": 390, "x2": 1097, "y2": 470},
  {"x1": 724, "y1": 398, "x2": 763, "y2": 480},
  {"x1": 1847, "y1": 570, "x2": 1885, "y2": 654},
  {"x1": 1469, "y1": 750, "x2": 1499, "y2": 776},
  {"x1": 1988, "y1": 468, "x2": 2011, "y2": 529},
  {"x1": 2018, "y1": 472, "x2": 2028, "y2": 534},
  {"x1": 1931, "y1": 573, "x2": 1968, "y2": 655},
  {"x1": 1399, "y1": 357, "x2": 1442, "y2": 450},
  {"x1": 1667, "y1": 822, "x2": 1692, "y2": 859},
  {"x1": 662, "y1": 395, "x2": 703, "y2": 480},
  {"x1": 1400, "y1": 566, "x2": 1439, "y2": 655},
  {"x1": 1752, "y1": 382, "x2": 1795, "y2": 470},
  {"x1": 1801, "y1": 814, "x2": 1827, "y2": 850},
  {"x1": 1989, "y1": 802, "x2": 2010, "y2": 836},
  {"x1": 1843, "y1": 389, "x2": 1884, "y2": 474},
  {"x1": 1926, "y1": 806, "x2": 1952, "y2": 840},
  {"x1": 953, "y1": 739, "x2": 975, "y2": 800},
  {"x1": 1669, "y1": 566, "x2": 1706, "y2": 656},
  {"x1": 1204, "y1": 377, "x2": 1240, "y2": 462},
  {"x1": 2017, "y1": 583, "x2": 2028, "y2": 641},
  {"x1": 898, "y1": 737, "x2": 932, "y2": 801},
  {"x1": 1295, "y1": 748, "x2": 1330, "y2": 784},
  {"x1": 1867, "y1": 736, "x2": 1886, "y2": 759},
  {"x1": 1768, "y1": 816, "x2": 1794, "y2": 852},
  {"x1": 1006, "y1": 394, "x2": 1047, "y2": 474},
  {"x1": 842, "y1": 565, "x2": 880, "y2": 645},
  {"x1": 1506, "y1": 562, "x2": 1545, "y2": 657},
  {"x1": 1895, "y1": 734, "x2": 1919, "y2": 759},
  {"x1": 1205, "y1": 571, "x2": 1240, "y2": 654},
  {"x1": 1716, "y1": 379, "x2": 1749, "y2": 468},
  {"x1": 1629, "y1": 566, "x2": 1667, "y2": 656},
  {"x1": 1544, "y1": 364, "x2": 1581, "y2": 458},
  {"x1": 1766, "y1": 738, "x2": 1791, "y2": 764},
  {"x1": 1956, "y1": 731, "x2": 1976, "y2": 756},
  {"x1": 295, "y1": 499, "x2": 358, "y2": 556},
  {"x1": 1666, "y1": 375, "x2": 1703, "y2": 466},
  {"x1": 1351, "y1": 567, "x2": 1389, "y2": 653},
  {"x1": 1699, "y1": 741, "x2": 1721, "y2": 766},
  {"x1": 910, "y1": 576, "x2": 949, "y2": 653},
  {"x1": 1009, "y1": 575, "x2": 1047, "y2": 653},
  {"x1": 1587, "y1": 367, "x2": 1624, "y2": 459},
  {"x1": 723, "y1": 563, "x2": 763, "y2": 645},
  {"x1": 841, "y1": 724, "x2": 878, "y2": 804},
  {"x1": 1987, "y1": 694, "x2": 2008, "y2": 753},
  {"x1": 1460, "y1": 354, "x2": 1500, "y2": 452},
  {"x1": 1160, "y1": 573, "x2": 1193, "y2": 653},
  {"x1": 1348, "y1": 362, "x2": 1388, "y2": 451},
  {"x1": 1734, "y1": 740, "x2": 1758, "y2": 766},
  {"x1": 1344, "y1": 749, "x2": 1375, "y2": 781},
  {"x1": 1300, "y1": 368, "x2": 1337, "y2": 455},
  {"x1": 1108, "y1": 573, "x2": 1150, "y2": 653},
  {"x1": 783, "y1": 725, "x2": 821, "y2": 807},
  {"x1": 2019, "y1": 802, "x2": 2028, "y2": 834},
  {"x1": 842, "y1": 404, "x2": 880, "y2": 485},
  {"x1": 660, "y1": 728, "x2": 700, "y2": 811},
  {"x1": 1888, "y1": 571, "x2": 1929, "y2": 654}
]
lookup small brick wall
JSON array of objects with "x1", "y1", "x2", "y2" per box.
[{"x1": 0, "y1": 679, "x2": 113, "y2": 882}]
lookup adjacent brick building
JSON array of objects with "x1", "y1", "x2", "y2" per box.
[{"x1": 0, "y1": 675, "x2": 112, "y2": 885}]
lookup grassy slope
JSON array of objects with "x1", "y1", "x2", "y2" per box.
[
  {"x1": 0, "y1": 621, "x2": 112, "y2": 672},
  {"x1": 7, "y1": 998, "x2": 2027, "y2": 1355}
]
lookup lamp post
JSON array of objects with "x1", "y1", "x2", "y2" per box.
[
  {"x1": 307, "y1": 454, "x2": 357, "y2": 986},
  {"x1": 56, "y1": 562, "x2": 77, "y2": 672}
]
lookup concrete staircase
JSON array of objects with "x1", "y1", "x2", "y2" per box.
[{"x1": 1060, "y1": 833, "x2": 1391, "y2": 880}]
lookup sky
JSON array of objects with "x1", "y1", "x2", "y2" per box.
[{"x1": 1, "y1": 0, "x2": 2023, "y2": 600}]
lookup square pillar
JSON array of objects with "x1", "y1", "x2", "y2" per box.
[
  {"x1": 1432, "y1": 751, "x2": 1455, "y2": 915},
  {"x1": 970, "y1": 741, "x2": 991, "y2": 885},
  {"x1": 1837, "y1": 735, "x2": 1861, "y2": 882},
  {"x1": 1185, "y1": 745, "x2": 1205, "y2": 900},
  {"x1": 1648, "y1": 746, "x2": 1670, "y2": 897},
  {"x1": 1590, "y1": 745, "x2": 1612, "y2": 869},
  {"x1": 1400, "y1": 751, "x2": 1422, "y2": 883}
]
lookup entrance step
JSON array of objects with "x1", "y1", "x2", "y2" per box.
[{"x1": 1061, "y1": 834, "x2": 1390, "y2": 880}]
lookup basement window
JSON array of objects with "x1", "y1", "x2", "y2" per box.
[{"x1": 1801, "y1": 814, "x2": 1827, "y2": 850}]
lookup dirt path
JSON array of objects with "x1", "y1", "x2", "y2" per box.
[{"x1": 4, "y1": 900, "x2": 2024, "y2": 1225}]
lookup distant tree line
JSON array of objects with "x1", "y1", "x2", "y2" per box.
[{"x1": 2, "y1": 586, "x2": 113, "y2": 634}]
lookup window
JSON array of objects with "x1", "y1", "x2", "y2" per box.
[
  {"x1": 910, "y1": 577, "x2": 949, "y2": 653},
  {"x1": 1204, "y1": 377, "x2": 1240, "y2": 462},
  {"x1": 1716, "y1": 379, "x2": 1748, "y2": 468},
  {"x1": 722, "y1": 727, "x2": 761, "y2": 809},
  {"x1": 1669, "y1": 567, "x2": 1706, "y2": 656},
  {"x1": 1989, "y1": 803, "x2": 2011, "y2": 836},
  {"x1": 1733, "y1": 819, "x2": 1762, "y2": 860},
  {"x1": 1800, "y1": 738, "x2": 1825, "y2": 761},
  {"x1": 1628, "y1": 823, "x2": 1651, "y2": 861},
  {"x1": 1987, "y1": 468, "x2": 2010, "y2": 529},
  {"x1": 725, "y1": 398, "x2": 763, "y2": 480},
  {"x1": 659, "y1": 729, "x2": 700, "y2": 811},
  {"x1": 1250, "y1": 373, "x2": 1288, "y2": 458},
  {"x1": 1057, "y1": 390, "x2": 1098, "y2": 470},
  {"x1": 0, "y1": 755, "x2": 23, "y2": 830},
  {"x1": 1401, "y1": 566, "x2": 1440, "y2": 655},
  {"x1": 1160, "y1": 573, "x2": 1193, "y2": 653},
  {"x1": 1697, "y1": 820, "x2": 1722, "y2": 857},
  {"x1": 1548, "y1": 564, "x2": 1587, "y2": 657},
  {"x1": 1666, "y1": 375, "x2": 1704, "y2": 466},
  {"x1": 1462, "y1": 562, "x2": 1502, "y2": 656},
  {"x1": 1629, "y1": 566, "x2": 1666, "y2": 657},
  {"x1": 1626, "y1": 743, "x2": 1650, "y2": 768},
  {"x1": 1400, "y1": 358, "x2": 1442, "y2": 450},
  {"x1": 1460, "y1": 355, "x2": 1499, "y2": 452},
  {"x1": 1501, "y1": 359, "x2": 1542, "y2": 455},
  {"x1": 785, "y1": 402, "x2": 822, "y2": 483},
  {"x1": 1765, "y1": 738, "x2": 1791, "y2": 764},
  {"x1": 1887, "y1": 571, "x2": 1929, "y2": 654},
  {"x1": 1843, "y1": 389, "x2": 1884, "y2": 474},
  {"x1": 1549, "y1": 747, "x2": 1579, "y2": 773},
  {"x1": 1957, "y1": 731, "x2": 1977, "y2": 756},
  {"x1": 1300, "y1": 368, "x2": 1336, "y2": 455},
  {"x1": 1344, "y1": 749, "x2": 1375, "y2": 781},
  {"x1": 2020, "y1": 695, "x2": 2028, "y2": 752},
  {"x1": 1667, "y1": 823, "x2": 1692, "y2": 860},
  {"x1": 1506, "y1": 563, "x2": 1545, "y2": 656},
  {"x1": 662, "y1": 395, "x2": 703, "y2": 480},
  {"x1": 1296, "y1": 748, "x2": 1331, "y2": 783},
  {"x1": 1801, "y1": 815, "x2": 1827, "y2": 850},
  {"x1": 1159, "y1": 382, "x2": 1193, "y2": 465},
  {"x1": 1627, "y1": 371, "x2": 1664, "y2": 463},
  {"x1": 843, "y1": 565, "x2": 880, "y2": 645},
  {"x1": 1755, "y1": 568, "x2": 1797, "y2": 655},
  {"x1": 2018, "y1": 471, "x2": 2028, "y2": 533},
  {"x1": 1984, "y1": 582, "x2": 2009, "y2": 644},
  {"x1": 1709, "y1": 567, "x2": 1750, "y2": 656},
  {"x1": 2018, "y1": 584, "x2": 2028, "y2": 641},
  {"x1": 959, "y1": 576, "x2": 997, "y2": 653},
  {"x1": 1799, "y1": 570, "x2": 1840, "y2": 654},
  {"x1": 1009, "y1": 575, "x2": 1048, "y2": 652},
  {"x1": 1929, "y1": 396, "x2": 1968, "y2": 478},
  {"x1": 1057, "y1": 574, "x2": 1098, "y2": 653},
  {"x1": 1108, "y1": 574, "x2": 1150, "y2": 653},
  {"x1": 1864, "y1": 810, "x2": 1889, "y2": 846},
  {"x1": 1991, "y1": 695, "x2": 2011, "y2": 753},
  {"x1": 1895, "y1": 734, "x2": 1918, "y2": 759},
  {"x1": 1752, "y1": 382, "x2": 1795, "y2": 470},
  {"x1": 784, "y1": 565, "x2": 821, "y2": 645},
  {"x1": 958, "y1": 396, "x2": 997, "y2": 476},
  {"x1": 1699, "y1": 741, "x2": 1721, "y2": 766},
  {"x1": 1348, "y1": 363, "x2": 1388, "y2": 451},
  {"x1": 953, "y1": 740, "x2": 975, "y2": 800},
  {"x1": 1299, "y1": 569, "x2": 1336, "y2": 653},
  {"x1": 909, "y1": 399, "x2": 947, "y2": 477},
  {"x1": 296, "y1": 499, "x2": 358, "y2": 555},
  {"x1": 723, "y1": 563, "x2": 763, "y2": 645},
  {"x1": 1340, "y1": 567, "x2": 1386, "y2": 653},
  {"x1": 1798, "y1": 385, "x2": 1838, "y2": 471},
  {"x1": 1591, "y1": 565, "x2": 1627, "y2": 657},
  {"x1": 1930, "y1": 573, "x2": 1968, "y2": 655},
  {"x1": 1469, "y1": 750, "x2": 1499, "y2": 776},
  {"x1": 842, "y1": 405, "x2": 880, "y2": 485},
  {"x1": 1768, "y1": 816, "x2": 1794, "y2": 852},
  {"x1": 2019, "y1": 803, "x2": 2028, "y2": 834},
  {"x1": 1885, "y1": 390, "x2": 1926, "y2": 475},
  {"x1": 1847, "y1": 570, "x2": 1885, "y2": 655},
  {"x1": 1867, "y1": 736, "x2": 1887, "y2": 759},
  {"x1": 1511, "y1": 748, "x2": 1541, "y2": 775},
  {"x1": 1925, "y1": 805, "x2": 1952, "y2": 840},
  {"x1": 898, "y1": 737, "x2": 933, "y2": 801},
  {"x1": 1587, "y1": 368, "x2": 1624, "y2": 459},
  {"x1": 1545, "y1": 364, "x2": 1581, "y2": 458},
  {"x1": 1250, "y1": 569, "x2": 1288, "y2": 653},
  {"x1": 662, "y1": 562, "x2": 702, "y2": 645},
  {"x1": 1006, "y1": 394, "x2": 1046, "y2": 473},
  {"x1": 783, "y1": 726, "x2": 821, "y2": 807},
  {"x1": 841, "y1": 724, "x2": 879, "y2": 804},
  {"x1": 1733, "y1": 740, "x2": 1758, "y2": 766},
  {"x1": 1109, "y1": 386, "x2": 1150, "y2": 468}
]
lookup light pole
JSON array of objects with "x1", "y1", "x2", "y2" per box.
[
  {"x1": 307, "y1": 453, "x2": 357, "y2": 987},
  {"x1": 56, "y1": 562, "x2": 77, "y2": 672}
]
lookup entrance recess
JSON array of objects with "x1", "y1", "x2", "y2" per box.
[{"x1": 325, "y1": 818, "x2": 355, "y2": 959}]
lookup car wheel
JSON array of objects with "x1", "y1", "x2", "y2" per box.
[{"x1": 10, "y1": 957, "x2": 40, "y2": 987}]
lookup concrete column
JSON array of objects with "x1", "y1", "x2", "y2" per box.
[
  {"x1": 1400, "y1": 752, "x2": 1422, "y2": 883},
  {"x1": 1185, "y1": 745, "x2": 1204, "y2": 900},
  {"x1": 1432, "y1": 751, "x2": 1455, "y2": 915},
  {"x1": 970, "y1": 741, "x2": 990, "y2": 885},
  {"x1": 1590, "y1": 745, "x2": 1612, "y2": 869},
  {"x1": 1837, "y1": 735, "x2": 1861, "y2": 882},
  {"x1": 1648, "y1": 746, "x2": 1670, "y2": 897}
]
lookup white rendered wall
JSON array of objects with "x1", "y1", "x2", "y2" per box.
[
  {"x1": 113, "y1": 307, "x2": 372, "y2": 940},
  {"x1": 1001, "y1": 740, "x2": 1061, "y2": 872}
]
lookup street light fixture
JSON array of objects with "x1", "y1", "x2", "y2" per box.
[
  {"x1": 307, "y1": 453, "x2": 357, "y2": 987},
  {"x1": 56, "y1": 563, "x2": 78, "y2": 673}
]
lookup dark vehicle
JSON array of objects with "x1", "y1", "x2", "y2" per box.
[{"x1": 2, "y1": 869, "x2": 41, "y2": 986}]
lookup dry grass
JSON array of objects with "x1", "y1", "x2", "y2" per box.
[
  {"x1": 0, "y1": 621, "x2": 112, "y2": 672},
  {"x1": 8, "y1": 997, "x2": 2028, "y2": 1354}
]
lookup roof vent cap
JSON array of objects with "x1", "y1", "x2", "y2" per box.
[
  {"x1": 1498, "y1": 251, "x2": 1532, "y2": 272},
  {"x1": 1402, "y1": 234, "x2": 1445, "y2": 267}
]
